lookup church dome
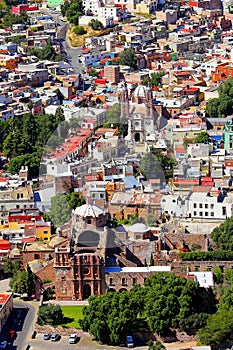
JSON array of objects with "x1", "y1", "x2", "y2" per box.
[
  {"x1": 74, "y1": 204, "x2": 104, "y2": 218},
  {"x1": 128, "y1": 223, "x2": 150, "y2": 233},
  {"x1": 134, "y1": 84, "x2": 147, "y2": 98}
]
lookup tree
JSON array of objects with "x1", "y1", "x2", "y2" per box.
[
  {"x1": 206, "y1": 77, "x2": 233, "y2": 117},
  {"x1": 89, "y1": 68, "x2": 98, "y2": 77},
  {"x1": 88, "y1": 19, "x2": 103, "y2": 30},
  {"x1": 211, "y1": 216, "x2": 233, "y2": 251},
  {"x1": 144, "y1": 273, "x2": 202, "y2": 336},
  {"x1": 118, "y1": 48, "x2": 137, "y2": 70},
  {"x1": 80, "y1": 290, "x2": 142, "y2": 344},
  {"x1": 61, "y1": 0, "x2": 84, "y2": 24},
  {"x1": 140, "y1": 152, "x2": 165, "y2": 181},
  {"x1": 55, "y1": 106, "x2": 65, "y2": 124},
  {"x1": 218, "y1": 76, "x2": 233, "y2": 97},
  {"x1": 73, "y1": 25, "x2": 87, "y2": 35},
  {"x1": 37, "y1": 303, "x2": 64, "y2": 325},
  {"x1": 26, "y1": 264, "x2": 36, "y2": 297},
  {"x1": 80, "y1": 273, "x2": 212, "y2": 345},
  {"x1": 212, "y1": 267, "x2": 223, "y2": 284},
  {"x1": 151, "y1": 150, "x2": 177, "y2": 179},
  {"x1": 149, "y1": 253, "x2": 154, "y2": 266},
  {"x1": 66, "y1": 192, "x2": 86, "y2": 210},
  {"x1": 4, "y1": 259, "x2": 21, "y2": 277},
  {"x1": 2, "y1": 112, "x2": 66, "y2": 178},
  {"x1": 2, "y1": 11, "x2": 29, "y2": 28},
  {"x1": 146, "y1": 215, "x2": 157, "y2": 226},
  {"x1": 3, "y1": 258, "x2": 14, "y2": 277},
  {"x1": 9, "y1": 264, "x2": 35, "y2": 297},
  {"x1": 194, "y1": 132, "x2": 209, "y2": 144},
  {"x1": 9, "y1": 271, "x2": 28, "y2": 295},
  {"x1": 206, "y1": 98, "x2": 220, "y2": 118},
  {"x1": 50, "y1": 193, "x2": 72, "y2": 227},
  {"x1": 150, "y1": 72, "x2": 165, "y2": 87},
  {"x1": 104, "y1": 103, "x2": 128, "y2": 136},
  {"x1": 225, "y1": 268, "x2": 233, "y2": 285},
  {"x1": 197, "y1": 307, "x2": 233, "y2": 345}
]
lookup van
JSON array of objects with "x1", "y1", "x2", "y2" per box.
[{"x1": 126, "y1": 335, "x2": 134, "y2": 348}]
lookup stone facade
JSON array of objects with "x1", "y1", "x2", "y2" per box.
[{"x1": 54, "y1": 247, "x2": 104, "y2": 300}]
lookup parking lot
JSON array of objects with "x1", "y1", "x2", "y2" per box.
[{"x1": 28, "y1": 333, "x2": 148, "y2": 350}]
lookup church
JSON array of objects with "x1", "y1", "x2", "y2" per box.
[
  {"x1": 118, "y1": 82, "x2": 167, "y2": 144},
  {"x1": 54, "y1": 202, "x2": 115, "y2": 300}
]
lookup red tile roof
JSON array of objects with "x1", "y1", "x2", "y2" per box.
[
  {"x1": 0, "y1": 294, "x2": 11, "y2": 304},
  {"x1": 22, "y1": 237, "x2": 37, "y2": 243}
]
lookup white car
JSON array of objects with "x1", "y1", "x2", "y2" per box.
[{"x1": 69, "y1": 333, "x2": 78, "y2": 344}]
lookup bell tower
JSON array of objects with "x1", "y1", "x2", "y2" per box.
[
  {"x1": 145, "y1": 83, "x2": 154, "y2": 118},
  {"x1": 119, "y1": 82, "x2": 129, "y2": 119}
]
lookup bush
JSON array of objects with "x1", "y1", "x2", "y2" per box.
[
  {"x1": 88, "y1": 19, "x2": 103, "y2": 30},
  {"x1": 191, "y1": 243, "x2": 202, "y2": 251},
  {"x1": 180, "y1": 250, "x2": 233, "y2": 261},
  {"x1": 37, "y1": 304, "x2": 63, "y2": 326},
  {"x1": 74, "y1": 26, "x2": 87, "y2": 35}
]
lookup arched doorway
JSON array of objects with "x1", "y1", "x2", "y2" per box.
[
  {"x1": 119, "y1": 288, "x2": 127, "y2": 292},
  {"x1": 134, "y1": 133, "x2": 140, "y2": 142},
  {"x1": 108, "y1": 288, "x2": 116, "y2": 292},
  {"x1": 83, "y1": 284, "x2": 91, "y2": 299}
]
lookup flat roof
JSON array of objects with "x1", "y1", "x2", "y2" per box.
[{"x1": 0, "y1": 293, "x2": 11, "y2": 305}]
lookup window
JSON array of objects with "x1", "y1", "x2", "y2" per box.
[
  {"x1": 122, "y1": 278, "x2": 126, "y2": 286},
  {"x1": 61, "y1": 276, "x2": 66, "y2": 281},
  {"x1": 210, "y1": 204, "x2": 214, "y2": 209},
  {"x1": 222, "y1": 207, "x2": 226, "y2": 216},
  {"x1": 211, "y1": 212, "x2": 214, "y2": 217},
  {"x1": 84, "y1": 268, "x2": 89, "y2": 275},
  {"x1": 205, "y1": 204, "x2": 208, "y2": 208},
  {"x1": 133, "y1": 278, "x2": 137, "y2": 285},
  {"x1": 194, "y1": 203, "x2": 197, "y2": 208},
  {"x1": 34, "y1": 254, "x2": 40, "y2": 259},
  {"x1": 172, "y1": 199, "x2": 176, "y2": 203},
  {"x1": 199, "y1": 212, "x2": 203, "y2": 216},
  {"x1": 87, "y1": 219, "x2": 92, "y2": 224},
  {"x1": 205, "y1": 212, "x2": 208, "y2": 216},
  {"x1": 110, "y1": 278, "x2": 114, "y2": 285},
  {"x1": 199, "y1": 204, "x2": 202, "y2": 208},
  {"x1": 194, "y1": 211, "x2": 197, "y2": 216}
]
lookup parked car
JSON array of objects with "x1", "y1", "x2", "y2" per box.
[
  {"x1": 0, "y1": 341, "x2": 7, "y2": 349},
  {"x1": 126, "y1": 335, "x2": 134, "y2": 348},
  {"x1": 69, "y1": 333, "x2": 78, "y2": 344},
  {"x1": 51, "y1": 333, "x2": 60, "y2": 341},
  {"x1": 43, "y1": 333, "x2": 51, "y2": 340}
]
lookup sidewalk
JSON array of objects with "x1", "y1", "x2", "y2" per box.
[{"x1": 45, "y1": 299, "x2": 89, "y2": 306}]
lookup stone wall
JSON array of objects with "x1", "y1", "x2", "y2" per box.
[{"x1": 22, "y1": 250, "x2": 54, "y2": 268}]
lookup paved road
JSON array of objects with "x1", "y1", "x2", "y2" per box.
[
  {"x1": 41, "y1": 7, "x2": 84, "y2": 75},
  {"x1": 12, "y1": 300, "x2": 39, "y2": 350},
  {"x1": 0, "y1": 299, "x2": 38, "y2": 350}
]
